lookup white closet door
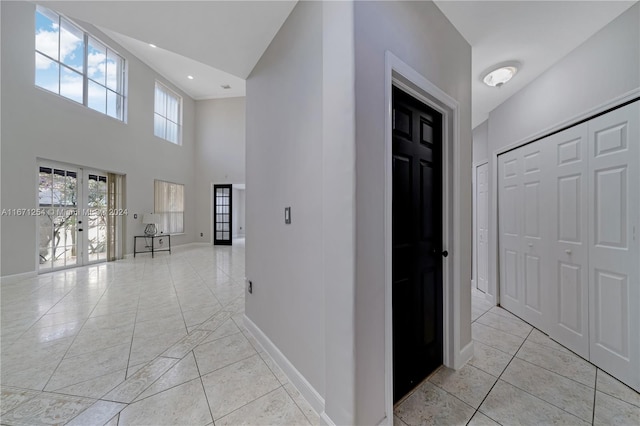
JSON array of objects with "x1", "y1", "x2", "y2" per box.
[
  {"x1": 519, "y1": 140, "x2": 548, "y2": 331},
  {"x1": 477, "y1": 163, "x2": 489, "y2": 293},
  {"x1": 547, "y1": 124, "x2": 590, "y2": 358},
  {"x1": 588, "y1": 101, "x2": 639, "y2": 391},
  {"x1": 499, "y1": 150, "x2": 523, "y2": 317}
]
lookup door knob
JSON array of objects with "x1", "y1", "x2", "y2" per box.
[
  {"x1": 565, "y1": 249, "x2": 572, "y2": 254},
  {"x1": 442, "y1": 250, "x2": 449, "y2": 258}
]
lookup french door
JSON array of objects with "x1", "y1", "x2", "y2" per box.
[
  {"x1": 38, "y1": 163, "x2": 109, "y2": 272},
  {"x1": 214, "y1": 184, "x2": 232, "y2": 245}
]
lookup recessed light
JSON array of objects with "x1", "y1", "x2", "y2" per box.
[
  {"x1": 149, "y1": 43, "x2": 157, "y2": 48},
  {"x1": 220, "y1": 84, "x2": 231, "y2": 90},
  {"x1": 187, "y1": 75, "x2": 194, "y2": 80},
  {"x1": 482, "y1": 62, "x2": 520, "y2": 87}
]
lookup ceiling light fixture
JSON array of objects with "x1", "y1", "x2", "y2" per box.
[
  {"x1": 482, "y1": 62, "x2": 520, "y2": 88},
  {"x1": 220, "y1": 84, "x2": 231, "y2": 90},
  {"x1": 187, "y1": 75, "x2": 194, "y2": 80},
  {"x1": 149, "y1": 43, "x2": 157, "y2": 48}
]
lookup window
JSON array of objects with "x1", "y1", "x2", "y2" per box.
[
  {"x1": 154, "y1": 180, "x2": 184, "y2": 234},
  {"x1": 154, "y1": 82, "x2": 182, "y2": 144},
  {"x1": 35, "y1": 5, "x2": 126, "y2": 120}
]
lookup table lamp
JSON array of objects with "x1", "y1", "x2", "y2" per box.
[{"x1": 143, "y1": 213, "x2": 157, "y2": 236}]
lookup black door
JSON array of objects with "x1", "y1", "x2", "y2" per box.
[
  {"x1": 392, "y1": 86, "x2": 444, "y2": 402},
  {"x1": 214, "y1": 184, "x2": 232, "y2": 246}
]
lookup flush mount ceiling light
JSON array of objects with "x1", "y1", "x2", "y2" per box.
[
  {"x1": 187, "y1": 75, "x2": 194, "y2": 80},
  {"x1": 482, "y1": 62, "x2": 520, "y2": 88}
]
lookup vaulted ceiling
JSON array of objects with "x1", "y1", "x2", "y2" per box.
[{"x1": 45, "y1": 0, "x2": 637, "y2": 121}]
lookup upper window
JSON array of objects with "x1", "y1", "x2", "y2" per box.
[
  {"x1": 154, "y1": 82, "x2": 182, "y2": 144},
  {"x1": 35, "y1": 5, "x2": 126, "y2": 121}
]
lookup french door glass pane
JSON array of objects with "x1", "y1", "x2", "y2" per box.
[
  {"x1": 88, "y1": 174, "x2": 108, "y2": 262},
  {"x1": 39, "y1": 167, "x2": 78, "y2": 271}
]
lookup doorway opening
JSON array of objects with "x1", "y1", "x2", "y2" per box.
[{"x1": 37, "y1": 160, "x2": 125, "y2": 273}]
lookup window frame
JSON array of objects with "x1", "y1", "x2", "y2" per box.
[
  {"x1": 34, "y1": 5, "x2": 127, "y2": 121},
  {"x1": 154, "y1": 180, "x2": 185, "y2": 235},
  {"x1": 154, "y1": 81, "x2": 183, "y2": 145}
]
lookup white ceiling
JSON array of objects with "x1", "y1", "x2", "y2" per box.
[
  {"x1": 434, "y1": 0, "x2": 637, "y2": 128},
  {"x1": 45, "y1": 1, "x2": 298, "y2": 100},
  {"x1": 44, "y1": 1, "x2": 636, "y2": 115}
]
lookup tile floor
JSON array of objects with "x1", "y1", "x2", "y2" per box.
[
  {"x1": 394, "y1": 287, "x2": 640, "y2": 426},
  {"x1": 1, "y1": 240, "x2": 319, "y2": 426},
  {"x1": 2, "y1": 243, "x2": 639, "y2": 425}
]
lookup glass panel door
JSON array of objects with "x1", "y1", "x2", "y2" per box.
[
  {"x1": 85, "y1": 172, "x2": 108, "y2": 263},
  {"x1": 38, "y1": 165, "x2": 79, "y2": 272},
  {"x1": 214, "y1": 184, "x2": 232, "y2": 245}
]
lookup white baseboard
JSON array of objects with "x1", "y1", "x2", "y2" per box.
[
  {"x1": 0, "y1": 271, "x2": 37, "y2": 285},
  {"x1": 243, "y1": 315, "x2": 326, "y2": 416},
  {"x1": 320, "y1": 411, "x2": 337, "y2": 426},
  {"x1": 454, "y1": 340, "x2": 475, "y2": 370}
]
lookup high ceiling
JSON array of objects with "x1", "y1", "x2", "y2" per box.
[
  {"x1": 44, "y1": 1, "x2": 637, "y2": 115},
  {"x1": 45, "y1": 0, "x2": 298, "y2": 100},
  {"x1": 434, "y1": 0, "x2": 637, "y2": 128}
]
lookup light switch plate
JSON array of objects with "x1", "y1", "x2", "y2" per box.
[{"x1": 285, "y1": 207, "x2": 291, "y2": 224}]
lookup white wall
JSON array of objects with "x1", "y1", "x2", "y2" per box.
[
  {"x1": 473, "y1": 120, "x2": 488, "y2": 165},
  {"x1": 237, "y1": 189, "x2": 245, "y2": 236},
  {"x1": 353, "y1": 1, "x2": 472, "y2": 423},
  {"x1": 0, "y1": 1, "x2": 197, "y2": 277},
  {"x1": 246, "y1": 1, "x2": 357, "y2": 424},
  {"x1": 194, "y1": 97, "x2": 245, "y2": 243},
  {"x1": 486, "y1": 3, "x2": 640, "y2": 302},
  {"x1": 245, "y1": 0, "x2": 326, "y2": 404}
]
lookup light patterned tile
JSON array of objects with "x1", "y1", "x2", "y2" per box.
[
  {"x1": 53, "y1": 369, "x2": 126, "y2": 399},
  {"x1": 594, "y1": 390, "x2": 640, "y2": 425},
  {"x1": 193, "y1": 332, "x2": 257, "y2": 375},
  {"x1": 501, "y1": 357, "x2": 594, "y2": 421},
  {"x1": 467, "y1": 411, "x2": 500, "y2": 426},
  {"x1": 516, "y1": 340, "x2": 596, "y2": 388},
  {"x1": 44, "y1": 343, "x2": 130, "y2": 391},
  {"x1": 596, "y1": 369, "x2": 640, "y2": 408},
  {"x1": 216, "y1": 387, "x2": 309, "y2": 426},
  {"x1": 135, "y1": 353, "x2": 201, "y2": 401},
  {"x1": 66, "y1": 400, "x2": 126, "y2": 426},
  {"x1": 283, "y1": 382, "x2": 320, "y2": 425},
  {"x1": 469, "y1": 341, "x2": 513, "y2": 377},
  {"x1": 472, "y1": 322, "x2": 525, "y2": 355},
  {"x1": 479, "y1": 380, "x2": 588, "y2": 425},
  {"x1": 103, "y1": 357, "x2": 178, "y2": 403},
  {"x1": 476, "y1": 311, "x2": 532, "y2": 338},
  {"x1": 118, "y1": 378, "x2": 212, "y2": 426},
  {"x1": 526, "y1": 328, "x2": 572, "y2": 354},
  {"x1": 198, "y1": 318, "x2": 241, "y2": 345},
  {"x1": 395, "y1": 381, "x2": 475, "y2": 426},
  {"x1": 0, "y1": 392, "x2": 95, "y2": 426},
  {"x1": 0, "y1": 387, "x2": 40, "y2": 415},
  {"x1": 201, "y1": 354, "x2": 280, "y2": 419},
  {"x1": 429, "y1": 364, "x2": 497, "y2": 408}
]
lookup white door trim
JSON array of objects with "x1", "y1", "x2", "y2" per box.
[{"x1": 384, "y1": 51, "x2": 467, "y2": 423}]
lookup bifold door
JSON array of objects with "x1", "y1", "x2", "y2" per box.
[{"x1": 498, "y1": 101, "x2": 639, "y2": 391}]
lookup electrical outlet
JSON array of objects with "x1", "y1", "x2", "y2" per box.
[{"x1": 248, "y1": 280, "x2": 253, "y2": 294}]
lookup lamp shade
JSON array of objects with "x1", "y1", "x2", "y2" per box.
[{"x1": 142, "y1": 213, "x2": 156, "y2": 224}]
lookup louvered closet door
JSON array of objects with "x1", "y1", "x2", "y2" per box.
[
  {"x1": 547, "y1": 124, "x2": 590, "y2": 359},
  {"x1": 588, "y1": 101, "x2": 639, "y2": 391}
]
